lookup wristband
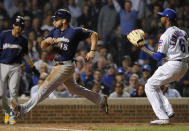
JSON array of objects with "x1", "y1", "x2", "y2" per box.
[
  {"x1": 28, "y1": 60, "x2": 34, "y2": 68},
  {"x1": 90, "y1": 50, "x2": 96, "y2": 52}
]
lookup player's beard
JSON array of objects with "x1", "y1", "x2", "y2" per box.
[
  {"x1": 13, "y1": 27, "x2": 22, "y2": 35},
  {"x1": 160, "y1": 17, "x2": 167, "y2": 29},
  {"x1": 54, "y1": 23, "x2": 63, "y2": 29}
]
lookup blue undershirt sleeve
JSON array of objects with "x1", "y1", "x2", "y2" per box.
[{"x1": 152, "y1": 52, "x2": 165, "y2": 61}]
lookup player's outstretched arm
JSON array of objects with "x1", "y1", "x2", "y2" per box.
[
  {"x1": 86, "y1": 32, "x2": 98, "y2": 61},
  {"x1": 127, "y1": 29, "x2": 165, "y2": 62},
  {"x1": 140, "y1": 46, "x2": 165, "y2": 61},
  {"x1": 140, "y1": 46, "x2": 154, "y2": 57}
]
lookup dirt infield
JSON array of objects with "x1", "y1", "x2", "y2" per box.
[{"x1": 0, "y1": 123, "x2": 189, "y2": 131}]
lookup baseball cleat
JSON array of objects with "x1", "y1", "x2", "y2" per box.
[
  {"x1": 10, "y1": 100, "x2": 21, "y2": 118},
  {"x1": 4, "y1": 113, "x2": 9, "y2": 124},
  {"x1": 9, "y1": 109, "x2": 17, "y2": 125},
  {"x1": 150, "y1": 119, "x2": 170, "y2": 125},
  {"x1": 101, "y1": 96, "x2": 109, "y2": 114},
  {"x1": 9, "y1": 116, "x2": 16, "y2": 125},
  {"x1": 168, "y1": 112, "x2": 175, "y2": 119}
]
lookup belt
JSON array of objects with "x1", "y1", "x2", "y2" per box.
[
  {"x1": 175, "y1": 59, "x2": 188, "y2": 63},
  {"x1": 53, "y1": 59, "x2": 75, "y2": 66}
]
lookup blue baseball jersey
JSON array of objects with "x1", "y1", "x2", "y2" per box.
[
  {"x1": 0, "y1": 30, "x2": 28, "y2": 64},
  {"x1": 45, "y1": 26, "x2": 92, "y2": 61}
]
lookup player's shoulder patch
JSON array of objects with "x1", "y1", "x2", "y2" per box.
[
  {"x1": 159, "y1": 40, "x2": 163, "y2": 44},
  {"x1": 158, "y1": 40, "x2": 163, "y2": 47}
]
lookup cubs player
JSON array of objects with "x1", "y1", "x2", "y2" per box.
[
  {"x1": 0, "y1": 16, "x2": 39, "y2": 124},
  {"x1": 127, "y1": 8, "x2": 189, "y2": 125},
  {"x1": 11, "y1": 9, "x2": 108, "y2": 118}
]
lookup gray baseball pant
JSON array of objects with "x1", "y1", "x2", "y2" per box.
[
  {"x1": 0, "y1": 63, "x2": 21, "y2": 114},
  {"x1": 20, "y1": 62, "x2": 104, "y2": 114}
]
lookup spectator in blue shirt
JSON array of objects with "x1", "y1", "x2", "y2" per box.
[
  {"x1": 117, "y1": 55, "x2": 132, "y2": 82},
  {"x1": 112, "y1": 0, "x2": 138, "y2": 54},
  {"x1": 112, "y1": 0, "x2": 138, "y2": 36},
  {"x1": 139, "y1": 64, "x2": 152, "y2": 85},
  {"x1": 102, "y1": 64, "x2": 116, "y2": 93}
]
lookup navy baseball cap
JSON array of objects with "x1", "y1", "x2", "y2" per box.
[
  {"x1": 158, "y1": 8, "x2": 176, "y2": 20},
  {"x1": 52, "y1": 9, "x2": 71, "y2": 21}
]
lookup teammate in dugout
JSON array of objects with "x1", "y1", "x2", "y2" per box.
[
  {"x1": 10, "y1": 9, "x2": 108, "y2": 118},
  {"x1": 127, "y1": 8, "x2": 189, "y2": 125},
  {"x1": 0, "y1": 16, "x2": 40, "y2": 125}
]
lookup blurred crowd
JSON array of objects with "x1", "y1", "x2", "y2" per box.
[{"x1": 0, "y1": 0, "x2": 189, "y2": 98}]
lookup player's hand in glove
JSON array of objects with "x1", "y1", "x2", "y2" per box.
[
  {"x1": 127, "y1": 29, "x2": 145, "y2": 47},
  {"x1": 86, "y1": 50, "x2": 95, "y2": 61},
  {"x1": 32, "y1": 66, "x2": 40, "y2": 78}
]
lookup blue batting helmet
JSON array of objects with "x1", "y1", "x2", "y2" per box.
[{"x1": 52, "y1": 9, "x2": 71, "y2": 22}]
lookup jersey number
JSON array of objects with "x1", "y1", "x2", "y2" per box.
[{"x1": 179, "y1": 38, "x2": 188, "y2": 53}]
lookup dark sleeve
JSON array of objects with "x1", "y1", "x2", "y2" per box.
[
  {"x1": 22, "y1": 38, "x2": 28, "y2": 55},
  {"x1": 0, "y1": 32, "x2": 4, "y2": 49},
  {"x1": 75, "y1": 27, "x2": 93, "y2": 41},
  {"x1": 44, "y1": 28, "x2": 55, "y2": 39}
]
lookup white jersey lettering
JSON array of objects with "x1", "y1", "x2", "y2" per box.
[{"x1": 158, "y1": 26, "x2": 189, "y2": 61}]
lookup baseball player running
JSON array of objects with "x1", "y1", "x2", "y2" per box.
[
  {"x1": 127, "y1": 8, "x2": 189, "y2": 125},
  {"x1": 11, "y1": 9, "x2": 108, "y2": 118},
  {"x1": 0, "y1": 16, "x2": 40, "y2": 124}
]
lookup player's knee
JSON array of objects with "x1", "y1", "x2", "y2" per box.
[
  {"x1": 144, "y1": 83, "x2": 149, "y2": 93},
  {"x1": 145, "y1": 80, "x2": 158, "y2": 93},
  {"x1": 145, "y1": 82, "x2": 153, "y2": 93}
]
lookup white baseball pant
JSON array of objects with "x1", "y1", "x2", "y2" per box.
[
  {"x1": 20, "y1": 61, "x2": 104, "y2": 114},
  {"x1": 145, "y1": 61, "x2": 188, "y2": 119}
]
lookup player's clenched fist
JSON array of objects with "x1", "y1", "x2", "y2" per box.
[
  {"x1": 86, "y1": 51, "x2": 95, "y2": 61},
  {"x1": 45, "y1": 37, "x2": 54, "y2": 44}
]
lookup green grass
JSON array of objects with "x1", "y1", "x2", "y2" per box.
[{"x1": 90, "y1": 126, "x2": 189, "y2": 131}]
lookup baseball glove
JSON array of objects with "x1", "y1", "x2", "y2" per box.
[{"x1": 127, "y1": 29, "x2": 145, "y2": 47}]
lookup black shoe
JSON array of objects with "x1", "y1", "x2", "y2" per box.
[
  {"x1": 100, "y1": 96, "x2": 109, "y2": 114},
  {"x1": 168, "y1": 112, "x2": 175, "y2": 119}
]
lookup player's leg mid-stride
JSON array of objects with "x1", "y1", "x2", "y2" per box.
[{"x1": 10, "y1": 95, "x2": 108, "y2": 118}]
